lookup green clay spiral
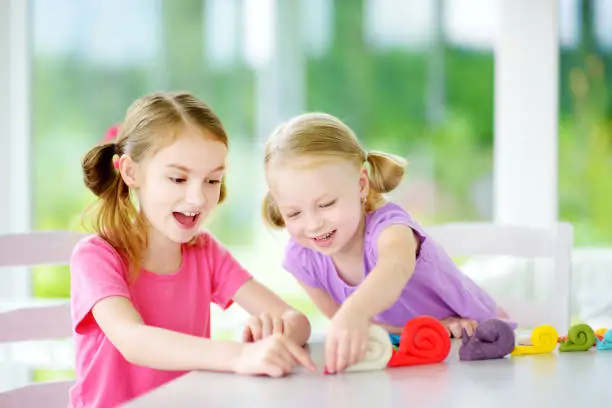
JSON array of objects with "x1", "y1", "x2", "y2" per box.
[{"x1": 559, "y1": 324, "x2": 595, "y2": 352}]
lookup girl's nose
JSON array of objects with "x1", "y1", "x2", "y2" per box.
[
  {"x1": 306, "y1": 214, "x2": 324, "y2": 234},
  {"x1": 185, "y1": 184, "x2": 206, "y2": 207}
]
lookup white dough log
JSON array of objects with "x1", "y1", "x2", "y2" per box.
[{"x1": 345, "y1": 325, "x2": 394, "y2": 372}]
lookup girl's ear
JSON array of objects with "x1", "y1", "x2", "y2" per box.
[
  {"x1": 118, "y1": 154, "x2": 138, "y2": 188},
  {"x1": 359, "y1": 166, "x2": 369, "y2": 202}
]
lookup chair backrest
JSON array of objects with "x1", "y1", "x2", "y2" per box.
[
  {"x1": 425, "y1": 222, "x2": 573, "y2": 335},
  {"x1": 0, "y1": 230, "x2": 88, "y2": 408}
]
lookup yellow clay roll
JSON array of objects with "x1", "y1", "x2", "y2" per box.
[{"x1": 511, "y1": 324, "x2": 558, "y2": 356}]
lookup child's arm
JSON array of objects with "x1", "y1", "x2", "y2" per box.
[
  {"x1": 93, "y1": 296, "x2": 242, "y2": 371},
  {"x1": 323, "y1": 225, "x2": 418, "y2": 373},
  {"x1": 92, "y1": 295, "x2": 315, "y2": 374},
  {"x1": 296, "y1": 284, "x2": 340, "y2": 319},
  {"x1": 232, "y1": 279, "x2": 312, "y2": 346},
  {"x1": 297, "y1": 282, "x2": 406, "y2": 335},
  {"x1": 339, "y1": 224, "x2": 418, "y2": 320}
]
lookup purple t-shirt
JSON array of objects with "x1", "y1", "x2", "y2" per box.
[{"x1": 282, "y1": 202, "x2": 500, "y2": 327}]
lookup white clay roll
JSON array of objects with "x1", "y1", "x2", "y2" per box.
[{"x1": 345, "y1": 325, "x2": 394, "y2": 372}]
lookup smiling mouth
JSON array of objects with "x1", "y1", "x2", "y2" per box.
[
  {"x1": 311, "y1": 229, "x2": 337, "y2": 241},
  {"x1": 173, "y1": 211, "x2": 201, "y2": 229}
]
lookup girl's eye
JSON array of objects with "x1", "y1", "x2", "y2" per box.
[
  {"x1": 320, "y1": 200, "x2": 336, "y2": 208},
  {"x1": 169, "y1": 177, "x2": 186, "y2": 184},
  {"x1": 286, "y1": 211, "x2": 300, "y2": 219},
  {"x1": 206, "y1": 179, "x2": 222, "y2": 185}
]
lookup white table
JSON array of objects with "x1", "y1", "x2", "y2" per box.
[{"x1": 124, "y1": 340, "x2": 612, "y2": 407}]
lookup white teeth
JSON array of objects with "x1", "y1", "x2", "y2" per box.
[
  {"x1": 181, "y1": 211, "x2": 199, "y2": 217},
  {"x1": 313, "y1": 230, "x2": 334, "y2": 240}
]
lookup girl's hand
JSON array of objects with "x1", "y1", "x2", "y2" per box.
[
  {"x1": 232, "y1": 334, "x2": 316, "y2": 377},
  {"x1": 242, "y1": 313, "x2": 285, "y2": 342},
  {"x1": 325, "y1": 308, "x2": 370, "y2": 374},
  {"x1": 440, "y1": 316, "x2": 478, "y2": 338}
]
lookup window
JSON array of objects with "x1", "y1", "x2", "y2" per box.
[
  {"x1": 11, "y1": 0, "x2": 607, "y2": 392},
  {"x1": 558, "y1": 0, "x2": 612, "y2": 328},
  {"x1": 31, "y1": 0, "x2": 498, "y2": 331}
]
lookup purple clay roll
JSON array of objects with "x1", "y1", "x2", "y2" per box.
[{"x1": 459, "y1": 318, "x2": 516, "y2": 361}]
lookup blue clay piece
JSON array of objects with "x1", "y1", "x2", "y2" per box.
[{"x1": 595, "y1": 330, "x2": 612, "y2": 350}]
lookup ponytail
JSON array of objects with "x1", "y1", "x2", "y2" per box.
[
  {"x1": 262, "y1": 191, "x2": 285, "y2": 228},
  {"x1": 82, "y1": 141, "x2": 147, "y2": 283},
  {"x1": 82, "y1": 142, "x2": 119, "y2": 198},
  {"x1": 364, "y1": 151, "x2": 407, "y2": 211}
]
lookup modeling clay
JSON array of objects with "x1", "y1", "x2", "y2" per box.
[
  {"x1": 559, "y1": 323, "x2": 595, "y2": 352},
  {"x1": 458, "y1": 318, "x2": 516, "y2": 361},
  {"x1": 387, "y1": 316, "x2": 451, "y2": 367},
  {"x1": 511, "y1": 324, "x2": 558, "y2": 356},
  {"x1": 558, "y1": 325, "x2": 606, "y2": 344},
  {"x1": 343, "y1": 325, "x2": 394, "y2": 372},
  {"x1": 595, "y1": 329, "x2": 612, "y2": 351},
  {"x1": 558, "y1": 333, "x2": 602, "y2": 346}
]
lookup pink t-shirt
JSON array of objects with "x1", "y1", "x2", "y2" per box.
[{"x1": 68, "y1": 232, "x2": 252, "y2": 408}]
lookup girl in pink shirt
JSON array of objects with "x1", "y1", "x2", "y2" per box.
[{"x1": 70, "y1": 91, "x2": 314, "y2": 408}]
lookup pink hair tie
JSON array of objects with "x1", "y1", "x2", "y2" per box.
[
  {"x1": 103, "y1": 123, "x2": 120, "y2": 143},
  {"x1": 112, "y1": 155, "x2": 120, "y2": 170}
]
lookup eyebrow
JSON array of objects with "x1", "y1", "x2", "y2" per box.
[{"x1": 166, "y1": 164, "x2": 225, "y2": 173}]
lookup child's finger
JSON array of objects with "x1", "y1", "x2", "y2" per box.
[
  {"x1": 348, "y1": 337, "x2": 366, "y2": 368},
  {"x1": 242, "y1": 326, "x2": 254, "y2": 343},
  {"x1": 261, "y1": 314, "x2": 273, "y2": 338},
  {"x1": 249, "y1": 317, "x2": 263, "y2": 340},
  {"x1": 283, "y1": 338, "x2": 316, "y2": 371},
  {"x1": 272, "y1": 316, "x2": 284, "y2": 335},
  {"x1": 335, "y1": 338, "x2": 350, "y2": 372},
  {"x1": 470, "y1": 319, "x2": 478, "y2": 333},
  {"x1": 325, "y1": 337, "x2": 339, "y2": 373},
  {"x1": 460, "y1": 319, "x2": 475, "y2": 337},
  {"x1": 269, "y1": 350, "x2": 294, "y2": 373},
  {"x1": 449, "y1": 322, "x2": 462, "y2": 338}
]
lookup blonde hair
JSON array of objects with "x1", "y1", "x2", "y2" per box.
[
  {"x1": 262, "y1": 112, "x2": 407, "y2": 228},
  {"x1": 82, "y1": 91, "x2": 229, "y2": 282}
]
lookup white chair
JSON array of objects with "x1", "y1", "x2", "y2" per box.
[
  {"x1": 0, "y1": 230, "x2": 88, "y2": 408},
  {"x1": 425, "y1": 222, "x2": 573, "y2": 335}
]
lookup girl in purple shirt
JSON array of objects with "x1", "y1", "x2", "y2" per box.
[{"x1": 261, "y1": 112, "x2": 510, "y2": 374}]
